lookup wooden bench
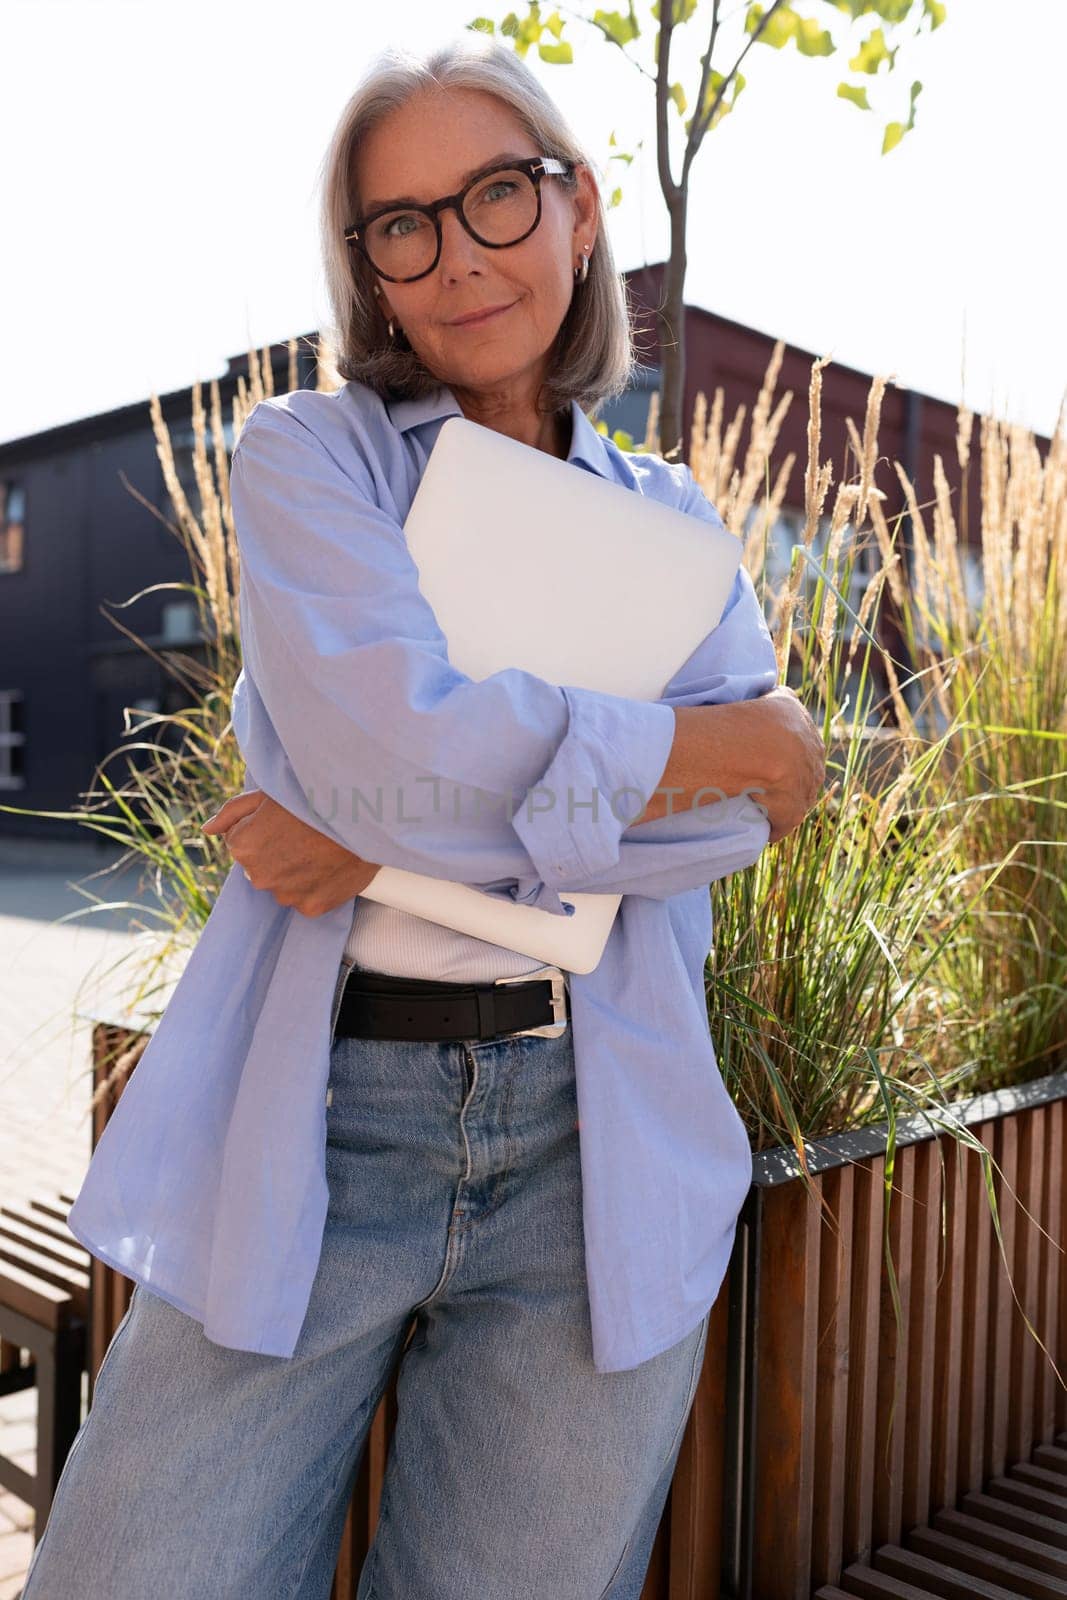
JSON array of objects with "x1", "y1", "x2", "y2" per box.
[{"x1": 0, "y1": 1189, "x2": 90, "y2": 1531}]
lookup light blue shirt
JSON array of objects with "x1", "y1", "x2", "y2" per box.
[{"x1": 67, "y1": 379, "x2": 778, "y2": 1372}]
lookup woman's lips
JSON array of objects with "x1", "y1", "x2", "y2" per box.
[{"x1": 448, "y1": 300, "x2": 516, "y2": 328}]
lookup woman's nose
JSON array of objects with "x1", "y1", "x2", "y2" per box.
[{"x1": 437, "y1": 204, "x2": 487, "y2": 274}]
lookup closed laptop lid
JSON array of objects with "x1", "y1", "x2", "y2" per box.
[{"x1": 402, "y1": 415, "x2": 742, "y2": 700}]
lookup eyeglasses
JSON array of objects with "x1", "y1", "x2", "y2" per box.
[{"x1": 343, "y1": 155, "x2": 575, "y2": 284}]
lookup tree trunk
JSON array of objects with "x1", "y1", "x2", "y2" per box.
[{"x1": 655, "y1": 192, "x2": 689, "y2": 465}]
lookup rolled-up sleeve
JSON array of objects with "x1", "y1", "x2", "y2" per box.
[{"x1": 228, "y1": 402, "x2": 677, "y2": 915}]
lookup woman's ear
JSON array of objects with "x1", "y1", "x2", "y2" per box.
[{"x1": 571, "y1": 163, "x2": 599, "y2": 259}]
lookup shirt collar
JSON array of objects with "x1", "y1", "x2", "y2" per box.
[{"x1": 384, "y1": 384, "x2": 612, "y2": 476}]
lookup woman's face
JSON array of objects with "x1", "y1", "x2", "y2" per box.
[{"x1": 352, "y1": 87, "x2": 598, "y2": 400}]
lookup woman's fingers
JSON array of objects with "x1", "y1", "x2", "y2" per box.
[
  {"x1": 200, "y1": 790, "x2": 265, "y2": 834},
  {"x1": 200, "y1": 790, "x2": 380, "y2": 915},
  {"x1": 746, "y1": 690, "x2": 826, "y2": 844}
]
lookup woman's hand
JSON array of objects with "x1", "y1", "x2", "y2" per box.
[
  {"x1": 200, "y1": 790, "x2": 381, "y2": 917},
  {"x1": 636, "y1": 686, "x2": 826, "y2": 842},
  {"x1": 740, "y1": 686, "x2": 826, "y2": 844}
]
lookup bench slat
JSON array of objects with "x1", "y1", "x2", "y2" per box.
[
  {"x1": 0, "y1": 1239, "x2": 89, "y2": 1319},
  {"x1": 0, "y1": 1258, "x2": 74, "y2": 1331},
  {"x1": 0, "y1": 1215, "x2": 90, "y2": 1274}
]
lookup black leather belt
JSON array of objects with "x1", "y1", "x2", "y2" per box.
[{"x1": 334, "y1": 963, "x2": 570, "y2": 1043}]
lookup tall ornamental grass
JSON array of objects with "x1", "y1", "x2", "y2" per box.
[
  {"x1": 891, "y1": 402, "x2": 1067, "y2": 1087},
  {"x1": 640, "y1": 350, "x2": 985, "y2": 1159},
  {"x1": 636, "y1": 347, "x2": 1065, "y2": 1158}
]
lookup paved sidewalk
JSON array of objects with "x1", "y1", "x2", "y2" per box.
[{"x1": 0, "y1": 836, "x2": 185, "y2": 1596}]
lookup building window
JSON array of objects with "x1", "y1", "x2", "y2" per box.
[
  {"x1": 593, "y1": 364, "x2": 660, "y2": 450},
  {"x1": 0, "y1": 691, "x2": 25, "y2": 788},
  {"x1": 960, "y1": 545, "x2": 984, "y2": 617},
  {"x1": 909, "y1": 539, "x2": 986, "y2": 657},
  {"x1": 748, "y1": 507, "x2": 876, "y2": 641},
  {"x1": 161, "y1": 600, "x2": 201, "y2": 645},
  {"x1": 745, "y1": 506, "x2": 886, "y2": 723},
  {"x1": 0, "y1": 481, "x2": 25, "y2": 574},
  {"x1": 749, "y1": 505, "x2": 805, "y2": 589}
]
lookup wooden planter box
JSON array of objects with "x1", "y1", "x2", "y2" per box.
[
  {"x1": 720, "y1": 1066, "x2": 1067, "y2": 1598},
  {"x1": 84, "y1": 1022, "x2": 1067, "y2": 1598}
]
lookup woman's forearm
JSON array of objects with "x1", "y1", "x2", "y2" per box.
[
  {"x1": 634, "y1": 690, "x2": 826, "y2": 845},
  {"x1": 633, "y1": 704, "x2": 777, "y2": 827}
]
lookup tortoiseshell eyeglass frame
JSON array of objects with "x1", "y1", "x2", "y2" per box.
[{"x1": 342, "y1": 155, "x2": 575, "y2": 284}]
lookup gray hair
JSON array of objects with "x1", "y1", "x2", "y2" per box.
[{"x1": 316, "y1": 32, "x2": 638, "y2": 419}]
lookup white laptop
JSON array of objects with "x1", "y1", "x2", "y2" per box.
[{"x1": 356, "y1": 414, "x2": 743, "y2": 973}]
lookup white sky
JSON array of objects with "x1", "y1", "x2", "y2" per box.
[{"x1": 2, "y1": 0, "x2": 1063, "y2": 447}]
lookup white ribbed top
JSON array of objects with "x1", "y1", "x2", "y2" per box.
[{"x1": 343, "y1": 897, "x2": 564, "y2": 985}]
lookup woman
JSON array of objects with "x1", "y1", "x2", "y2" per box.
[{"x1": 25, "y1": 33, "x2": 823, "y2": 1600}]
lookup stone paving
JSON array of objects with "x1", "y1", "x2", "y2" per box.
[{"x1": 0, "y1": 836, "x2": 178, "y2": 1596}]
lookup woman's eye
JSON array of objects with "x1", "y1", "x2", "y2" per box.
[{"x1": 383, "y1": 213, "x2": 424, "y2": 238}]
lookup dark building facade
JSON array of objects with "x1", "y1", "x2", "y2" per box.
[{"x1": 0, "y1": 263, "x2": 1043, "y2": 840}]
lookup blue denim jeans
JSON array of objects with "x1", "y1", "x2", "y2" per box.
[{"x1": 23, "y1": 959, "x2": 710, "y2": 1600}]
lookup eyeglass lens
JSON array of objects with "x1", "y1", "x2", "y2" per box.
[{"x1": 362, "y1": 168, "x2": 539, "y2": 281}]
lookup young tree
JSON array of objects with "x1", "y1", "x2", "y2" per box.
[{"x1": 470, "y1": 0, "x2": 946, "y2": 461}]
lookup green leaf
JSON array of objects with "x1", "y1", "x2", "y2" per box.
[
  {"x1": 838, "y1": 81, "x2": 871, "y2": 109},
  {"x1": 795, "y1": 16, "x2": 835, "y2": 56},
  {"x1": 518, "y1": 4, "x2": 544, "y2": 44},
  {"x1": 538, "y1": 39, "x2": 573, "y2": 61},
  {"x1": 498, "y1": 2, "x2": 544, "y2": 53},
  {"x1": 544, "y1": 8, "x2": 564, "y2": 37},
  {"x1": 849, "y1": 26, "x2": 897, "y2": 74},
  {"x1": 745, "y1": 2, "x2": 799, "y2": 48},
  {"x1": 882, "y1": 81, "x2": 920, "y2": 152},
  {"x1": 761, "y1": 7, "x2": 798, "y2": 48},
  {"x1": 468, "y1": 16, "x2": 496, "y2": 32},
  {"x1": 611, "y1": 427, "x2": 635, "y2": 450},
  {"x1": 651, "y1": 0, "x2": 698, "y2": 19},
  {"x1": 606, "y1": 128, "x2": 635, "y2": 165},
  {"x1": 830, "y1": 1, "x2": 914, "y2": 15},
  {"x1": 669, "y1": 80, "x2": 687, "y2": 115},
  {"x1": 593, "y1": 7, "x2": 639, "y2": 45},
  {"x1": 684, "y1": 66, "x2": 746, "y2": 137},
  {"x1": 924, "y1": 0, "x2": 946, "y2": 26},
  {"x1": 609, "y1": 185, "x2": 624, "y2": 208}
]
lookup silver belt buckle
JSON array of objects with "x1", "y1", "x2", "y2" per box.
[{"x1": 493, "y1": 964, "x2": 569, "y2": 1039}]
